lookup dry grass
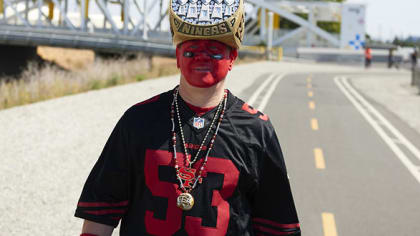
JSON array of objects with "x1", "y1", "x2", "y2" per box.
[
  {"x1": 37, "y1": 46, "x2": 95, "y2": 70},
  {"x1": 0, "y1": 46, "x2": 260, "y2": 110},
  {"x1": 0, "y1": 52, "x2": 178, "y2": 110}
]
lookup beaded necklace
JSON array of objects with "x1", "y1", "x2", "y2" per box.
[{"x1": 170, "y1": 87, "x2": 227, "y2": 210}]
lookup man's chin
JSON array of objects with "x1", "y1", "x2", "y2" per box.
[{"x1": 189, "y1": 78, "x2": 222, "y2": 88}]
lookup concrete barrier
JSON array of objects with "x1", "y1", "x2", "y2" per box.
[{"x1": 296, "y1": 47, "x2": 364, "y2": 64}]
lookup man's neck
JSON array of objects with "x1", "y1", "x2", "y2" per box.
[{"x1": 178, "y1": 76, "x2": 226, "y2": 108}]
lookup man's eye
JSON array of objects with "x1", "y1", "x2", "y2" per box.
[
  {"x1": 211, "y1": 54, "x2": 223, "y2": 60},
  {"x1": 183, "y1": 52, "x2": 194, "y2": 57},
  {"x1": 183, "y1": 51, "x2": 223, "y2": 59}
]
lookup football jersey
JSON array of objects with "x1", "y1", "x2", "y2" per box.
[{"x1": 75, "y1": 88, "x2": 300, "y2": 235}]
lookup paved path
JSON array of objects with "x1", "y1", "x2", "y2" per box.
[
  {"x1": 0, "y1": 61, "x2": 418, "y2": 235},
  {"x1": 241, "y1": 71, "x2": 420, "y2": 236}
]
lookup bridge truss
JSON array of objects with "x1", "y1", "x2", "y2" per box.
[{"x1": 0, "y1": 0, "x2": 343, "y2": 54}]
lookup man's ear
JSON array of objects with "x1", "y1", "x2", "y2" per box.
[
  {"x1": 176, "y1": 46, "x2": 181, "y2": 69},
  {"x1": 228, "y1": 48, "x2": 238, "y2": 71}
]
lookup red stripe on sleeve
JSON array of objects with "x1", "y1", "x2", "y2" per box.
[
  {"x1": 253, "y1": 225, "x2": 295, "y2": 235},
  {"x1": 253, "y1": 218, "x2": 300, "y2": 229},
  {"x1": 84, "y1": 209, "x2": 127, "y2": 215},
  {"x1": 78, "y1": 200, "x2": 129, "y2": 207}
]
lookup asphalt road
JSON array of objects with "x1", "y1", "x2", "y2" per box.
[
  {"x1": 240, "y1": 72, "x2": 420, "y2": 236},
  {"x1": 1, "y1": 61, "x2": 419, "y2": 235}
]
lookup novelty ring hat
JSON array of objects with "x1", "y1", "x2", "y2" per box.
[{"x1": 169, "y1": 0, "x2": 245, "y2": 49}]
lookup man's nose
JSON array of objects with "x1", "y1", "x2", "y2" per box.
[{"x1": 193, "y1": 51, "x2": 212, "y2": 60}]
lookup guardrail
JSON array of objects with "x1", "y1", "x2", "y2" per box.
[{"x1": 412, "y1": 65, "x2": 420, "y2": 94}]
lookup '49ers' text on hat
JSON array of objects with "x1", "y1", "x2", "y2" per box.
[{"x1": 169, "y1": 0, "x2": 245, "y2": 49}]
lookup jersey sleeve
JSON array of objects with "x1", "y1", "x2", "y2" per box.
[
  {"x1": 74, "y1": 113, "x2": 132, "y2": 227},
  {"x1": 251, "y1": 124, "x2": 301, "y2": 235}
]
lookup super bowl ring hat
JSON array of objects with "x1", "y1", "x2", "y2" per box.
[{"x1": 169, "y1": 0, "x2": 245, "y2": 49}]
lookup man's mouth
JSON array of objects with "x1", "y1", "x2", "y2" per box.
[{"x1": 193, "y1": 67, "x2": 211, "y2": 72}]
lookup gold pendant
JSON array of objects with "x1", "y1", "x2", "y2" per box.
[{"x1": 177, "y1": 192, "x2": 194, "y2": 211}]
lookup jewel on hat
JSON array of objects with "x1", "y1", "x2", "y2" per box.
[{"x1": 169, "y1": 0, "x2": 245, "y2": 48}]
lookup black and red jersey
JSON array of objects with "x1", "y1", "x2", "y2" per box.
[{"x1": 75, "y1": 88, "x2": 300, "y2": 235}]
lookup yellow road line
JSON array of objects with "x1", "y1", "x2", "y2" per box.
[
  {"x1": 309, "y1": 101, "x2": 316, "y2": 110},
  {"x1": 322, "y1": 212, "x2": 338, "y2": 236},
  {"x1": 308, "y1": 91, "x2": 313, "y2": 97},
  {"x1": 314, "y1": 148, "x2": 326, "y2": 169},
  {"x1": 311, "y1": 118, "x2": 319, "y2": 130}
]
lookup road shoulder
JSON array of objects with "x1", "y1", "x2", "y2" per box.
[{"x1": 350, "y1": 72, "x2": 420, "y2": 135}]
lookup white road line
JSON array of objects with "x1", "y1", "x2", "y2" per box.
[
  {"x1": 341, "y1": 78, "x2": 420, "y2": 162},
  {"x1": 392, "y1": 139, "x2": 403, "y2": 144},
  {"x1": 247, "y1": 73, "x2": 276, "y2": 106},
  {"x1": 257, "y1": 74, "x2": 285, "y2": 112},
  {"x1": 335, "y1": 77, "x2": 420, "y2": 184}
]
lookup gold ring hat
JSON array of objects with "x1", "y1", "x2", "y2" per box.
[{"x1": 169, "y1": 0, "x2": 245, "y2": 48}]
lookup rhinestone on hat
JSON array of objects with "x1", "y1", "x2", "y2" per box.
[
  {"x1": 225, "y1": 0, "x2": 234, "y2": 5},
  {"x1": 172, "y1": 0, "x2": 240, "y2": 25}
]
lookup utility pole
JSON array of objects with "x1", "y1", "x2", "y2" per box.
[{"x1": 267, "y1": 12, "x2": 273, "y2": 60}]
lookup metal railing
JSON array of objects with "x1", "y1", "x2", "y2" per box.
[
  {"x1": 0, "y1": 0, "x2": 173, "y2": 53},
  {"x1": 0, "y1": 0, "x2": 345, "y2": 54}
]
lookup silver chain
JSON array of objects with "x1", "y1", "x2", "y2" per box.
[{"x1": 173, "y1": 87, "x2": 225, "y2": 168}]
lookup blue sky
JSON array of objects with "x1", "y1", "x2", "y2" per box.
[{"x1": 348, "y1": 0, "x2": 420, "y2": 41}]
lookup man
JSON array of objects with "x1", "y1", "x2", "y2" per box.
[
  {"x1": 75, "y1": 0, "x2": 300, "y2": 235},
  {"x1": 411, "y1": 49, "x2": 418, "y2": 69},
  {"x1": 411, "y1": 49, "x2": 418, "y2": 86},
  {"x1": 365, "y1": 47, "x2": 372, "y2": 68},
  {"x1": 388, "y1": 48, "x2": 394, "y2": 69}
]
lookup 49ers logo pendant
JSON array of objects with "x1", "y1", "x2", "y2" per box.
[
  {"x1": 177, "y1": 192, "x2": 194, "y2": 210},
  {"x1": 177, "y1": 168, "x2": 197, "y2": 210},
  {"x1": 178, "y1": 167, "x2": 196, "y2": 188}
]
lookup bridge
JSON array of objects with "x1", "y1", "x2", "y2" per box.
[{"x1": 0, "y1": 0, "x2": 355, "y2": 55}]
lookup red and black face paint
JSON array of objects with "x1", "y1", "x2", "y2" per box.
[{"x1": 176, "y1": 40, "x2": 238, "y2": 88}]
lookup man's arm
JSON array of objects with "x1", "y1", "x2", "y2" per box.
[
  {"x1": 75, "y1": 113, "x2": 132, "y2": 233},
  {"x1": 251, "y1": 123, "x2": 300, "y2": 235},
  {"x1": 82, "y1": 220, "x2": 114, "y2": 236}
]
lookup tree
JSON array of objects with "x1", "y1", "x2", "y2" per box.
[
  {"x1": 278, "y1": 0, "x2": 346, "y2": 33},
  {"x1": 320, "y1": 0, "x2": 346, "y2": 2}
]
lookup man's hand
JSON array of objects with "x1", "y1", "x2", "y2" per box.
[{"x1": 81, "y1": 220, "x2": 114, "y2": 236}]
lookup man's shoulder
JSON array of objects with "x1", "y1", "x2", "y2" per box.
[
  {"x1": 227, "y1": 95, "x2": 275, "y2": 144},
  {"x1": 229, "y1": 95, "x2": 270, "y2": 125},
  {"x1": 123, "y1": 89, "x2": 172, "y2": 121},
  {"x1": 134, "y1": 89, "x2": 172, "y2": 107}
]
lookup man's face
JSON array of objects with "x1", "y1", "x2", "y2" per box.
[{"x1": 176, "y1": 40, "x2": 237, "y2": 88}]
